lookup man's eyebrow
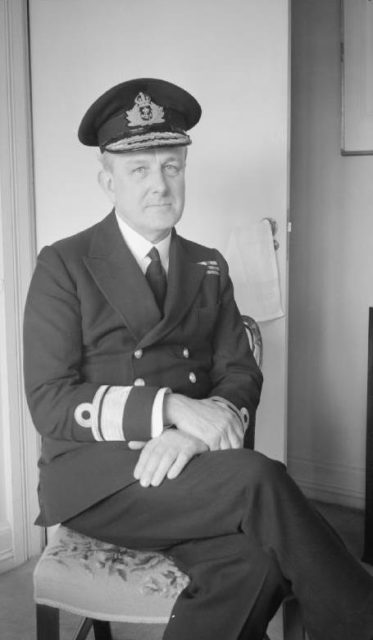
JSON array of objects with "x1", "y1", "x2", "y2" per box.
[
  {"x1": 124, "y1": 157, "x2": 151, "y2": 166},
  {"x1": 162, "y1": 155, "x2": 184, "y2": 163},
  {"x1": 122, "y1": 152, "x2": 185, "y2": 166}
]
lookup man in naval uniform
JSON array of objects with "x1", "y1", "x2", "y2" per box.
[{"x1": 24, "y1": 78, "x2": 373, "y2": 640}]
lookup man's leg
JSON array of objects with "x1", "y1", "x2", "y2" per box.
[
  {"x1": 65, "y1": 449, "x2": 373, "y2": 640},
  {"x1": 164, "y1": 535, "x2": 289, "y2": 640},
  {"x1": 66, "y1": 497, "x2": 289, "y2": 640}
]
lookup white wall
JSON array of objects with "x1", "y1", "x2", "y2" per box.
[
  {"x1": 29, "y1": 0, "x2": 290, "y2": 460},
  {"x1": 288, "y1": 0, "x2": 373, "y2": 508}
]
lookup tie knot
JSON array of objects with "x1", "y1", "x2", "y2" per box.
[{"x1": 147, "y1": 246, "x2": 161, "y2": 263}]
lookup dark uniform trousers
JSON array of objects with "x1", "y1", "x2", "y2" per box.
[
  {"x1": 23, "y1": 214, "x2": 373, "y2": 640},
  {"x1": 65, "y1": 449, "x2": 373, "y2": 640}
]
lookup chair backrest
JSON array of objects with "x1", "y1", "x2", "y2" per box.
[{"x1": 241, "y1": 314, "x2": 263, "y2": 451}]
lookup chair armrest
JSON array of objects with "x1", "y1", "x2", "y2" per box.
[
  {"x1": 241, "y1": 315, "x2": 263, "y2": 450},
  {"x1": 241, "y1": 315, "x2": 263, "y2": 370}
]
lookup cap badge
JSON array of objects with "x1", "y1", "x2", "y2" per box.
[{"x1": 126, "y1": 92, "x2": 165, "y2": 128}]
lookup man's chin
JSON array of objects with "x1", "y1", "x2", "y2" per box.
[{"x1": 149, "y1": 209, "x2": 182, "y2": 227}]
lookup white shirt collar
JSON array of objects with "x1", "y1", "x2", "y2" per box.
[{"x1": 115, "y1": 212, "x2": 171, "y2": 274}]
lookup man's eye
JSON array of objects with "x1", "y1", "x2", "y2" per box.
[
  {"x1": 132, "y1": 166, "x2": 147, "y2": 176},
  {"x1": 164, "y1": 164, "x2": 180, "y2": 176}
]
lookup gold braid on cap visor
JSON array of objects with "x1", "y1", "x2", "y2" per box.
[{"x1": 102, "y1": 130, "x2": 191, "y2": 153}]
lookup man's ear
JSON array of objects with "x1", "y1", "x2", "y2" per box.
[{"x1": 98, "y1": 169, "x2": 115, "y2": 204}]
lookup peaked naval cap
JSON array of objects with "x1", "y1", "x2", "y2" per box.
[{"x1": 78, "y1": 78, "x2": 202, "y2": 153}]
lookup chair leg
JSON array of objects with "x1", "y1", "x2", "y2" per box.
[
  {"x1": 36, "y1": 604, "x2": 60, "y2": 640},
  {"x1": 92, "y1": 619, "x2": 113, "y2": 640},
  {"x1": 282, "y1": 596, "x2": 306, "y2": 640},
  {"x1": 73, "y1": 617, "x2": 93, "y2": 640}
]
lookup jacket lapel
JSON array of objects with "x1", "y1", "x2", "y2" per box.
[
  {"x1": 84, "y1": 212, "x2": 162, "y2": 342},
  {"x1": 84, "y1": 213, "x2": 207, "y2": 347}
]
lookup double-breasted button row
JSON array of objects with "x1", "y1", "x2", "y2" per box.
[
  {"x1": 132, "y1": 346, "x2": 196, "y2": 386},
  {"x1": 135, "y1": 347, "x2": 190, "y2": 360},
  {"x1": 134, "y1": 374, "x2": 197, "y2": 386}
]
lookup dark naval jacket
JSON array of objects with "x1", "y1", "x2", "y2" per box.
[{"x1": 23, "y1": 211, "x2": 263, "y2": 525}]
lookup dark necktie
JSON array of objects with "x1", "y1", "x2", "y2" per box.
[{"x1": 145, "y1": 246, "x2": 167, "y2": 311}]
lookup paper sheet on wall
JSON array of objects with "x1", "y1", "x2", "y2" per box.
[{"x1": 225, "y1": 219, "x2": 284, "y2": 322}]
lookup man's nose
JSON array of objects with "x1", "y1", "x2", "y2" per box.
[{"x1": 150, "y1": 167, "x2": 168, "y2": 193}]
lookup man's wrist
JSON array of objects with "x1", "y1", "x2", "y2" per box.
[{"x1": 163, "y1": 392, "x2": 189, "y2": 427}]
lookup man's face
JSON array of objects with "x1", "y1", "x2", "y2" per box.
[{"x1": 101, "y1": 146, "x2": 187, "y2": 242}]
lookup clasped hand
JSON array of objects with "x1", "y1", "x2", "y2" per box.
[
  {"x1": 128, "y1": 394, "x2": 244, "y2": 487},
  {"x1": 130, "y1": 429, "x2": 208, "y2": 487},
  {"x1": 164, "y1": 394, "x2": 244, "y2": 450}
]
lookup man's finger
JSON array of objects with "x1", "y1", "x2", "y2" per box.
[
  {"x1": 226, "y1": 428, "x2": 244, "y2": 450},
  {"x1": 128, "y1": 441, "x2": 146, "y2": 450},
  {"x1": 133, "y1": 442, "x2": 155, "y2": 481},
  {"x1": 219, "y1": 438, "x2": 231, "y2": 450},
  {"x1": 167, "y1": 452, "x2": 190, "y2": 479},
  {"x1": 136, "y1": 444, "x2": 171, "y2": 487},
  {"x1": 150, "y1": 450, "x2": 177, "y2": 486}
]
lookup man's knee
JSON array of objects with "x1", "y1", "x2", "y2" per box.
[
  {"x1": 253, "y1": 454, "x2": 287, "y2": 485},
  {"x1": 234, "y1": 450, "x2": 288, "y2": 491}
]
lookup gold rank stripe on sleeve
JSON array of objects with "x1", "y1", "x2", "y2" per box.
[
  {"x1": 100, "y1": 386, "x2": 134, "y2": 440},
  {"x1": 74, "y1": 384, "x2": 165, "y2": 442},
  {"x1": 197, "y1": 260, "x2": 220, "y2": 275},
  {"x1": 74, "y1": 385, "x2": 132, "y2": 441}
]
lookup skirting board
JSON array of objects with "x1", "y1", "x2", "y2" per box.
[{"x1": 288, "y1": 456, "x2": 365, "y2": 510}]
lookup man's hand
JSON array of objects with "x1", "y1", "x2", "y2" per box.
[
  {"x1": 163, "y1": 394, "x2": 244, "y2": 451},
  {"x1": 130, "y1": 429, "x2": 208, "y2": 487}
]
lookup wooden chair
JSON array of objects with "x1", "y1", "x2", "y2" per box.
[{"x1": 33, "y1": 315, "x2": 306, "y2": 640}]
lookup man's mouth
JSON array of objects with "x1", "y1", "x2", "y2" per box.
[{"x1": 146, "y1": 203, "x2": 172, "y2": 208}]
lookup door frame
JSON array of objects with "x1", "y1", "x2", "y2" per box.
[{"x1": 0, "y1": 0, "x2": 41, "y2": 572}]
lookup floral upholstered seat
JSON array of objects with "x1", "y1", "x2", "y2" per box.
[{"x1": 34, "y1": 525, "x2": 189, "y2": 624}]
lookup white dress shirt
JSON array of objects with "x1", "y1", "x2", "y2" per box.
[{"x1": 116, "y1": 213, "x2": 171, "y2": 275}]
